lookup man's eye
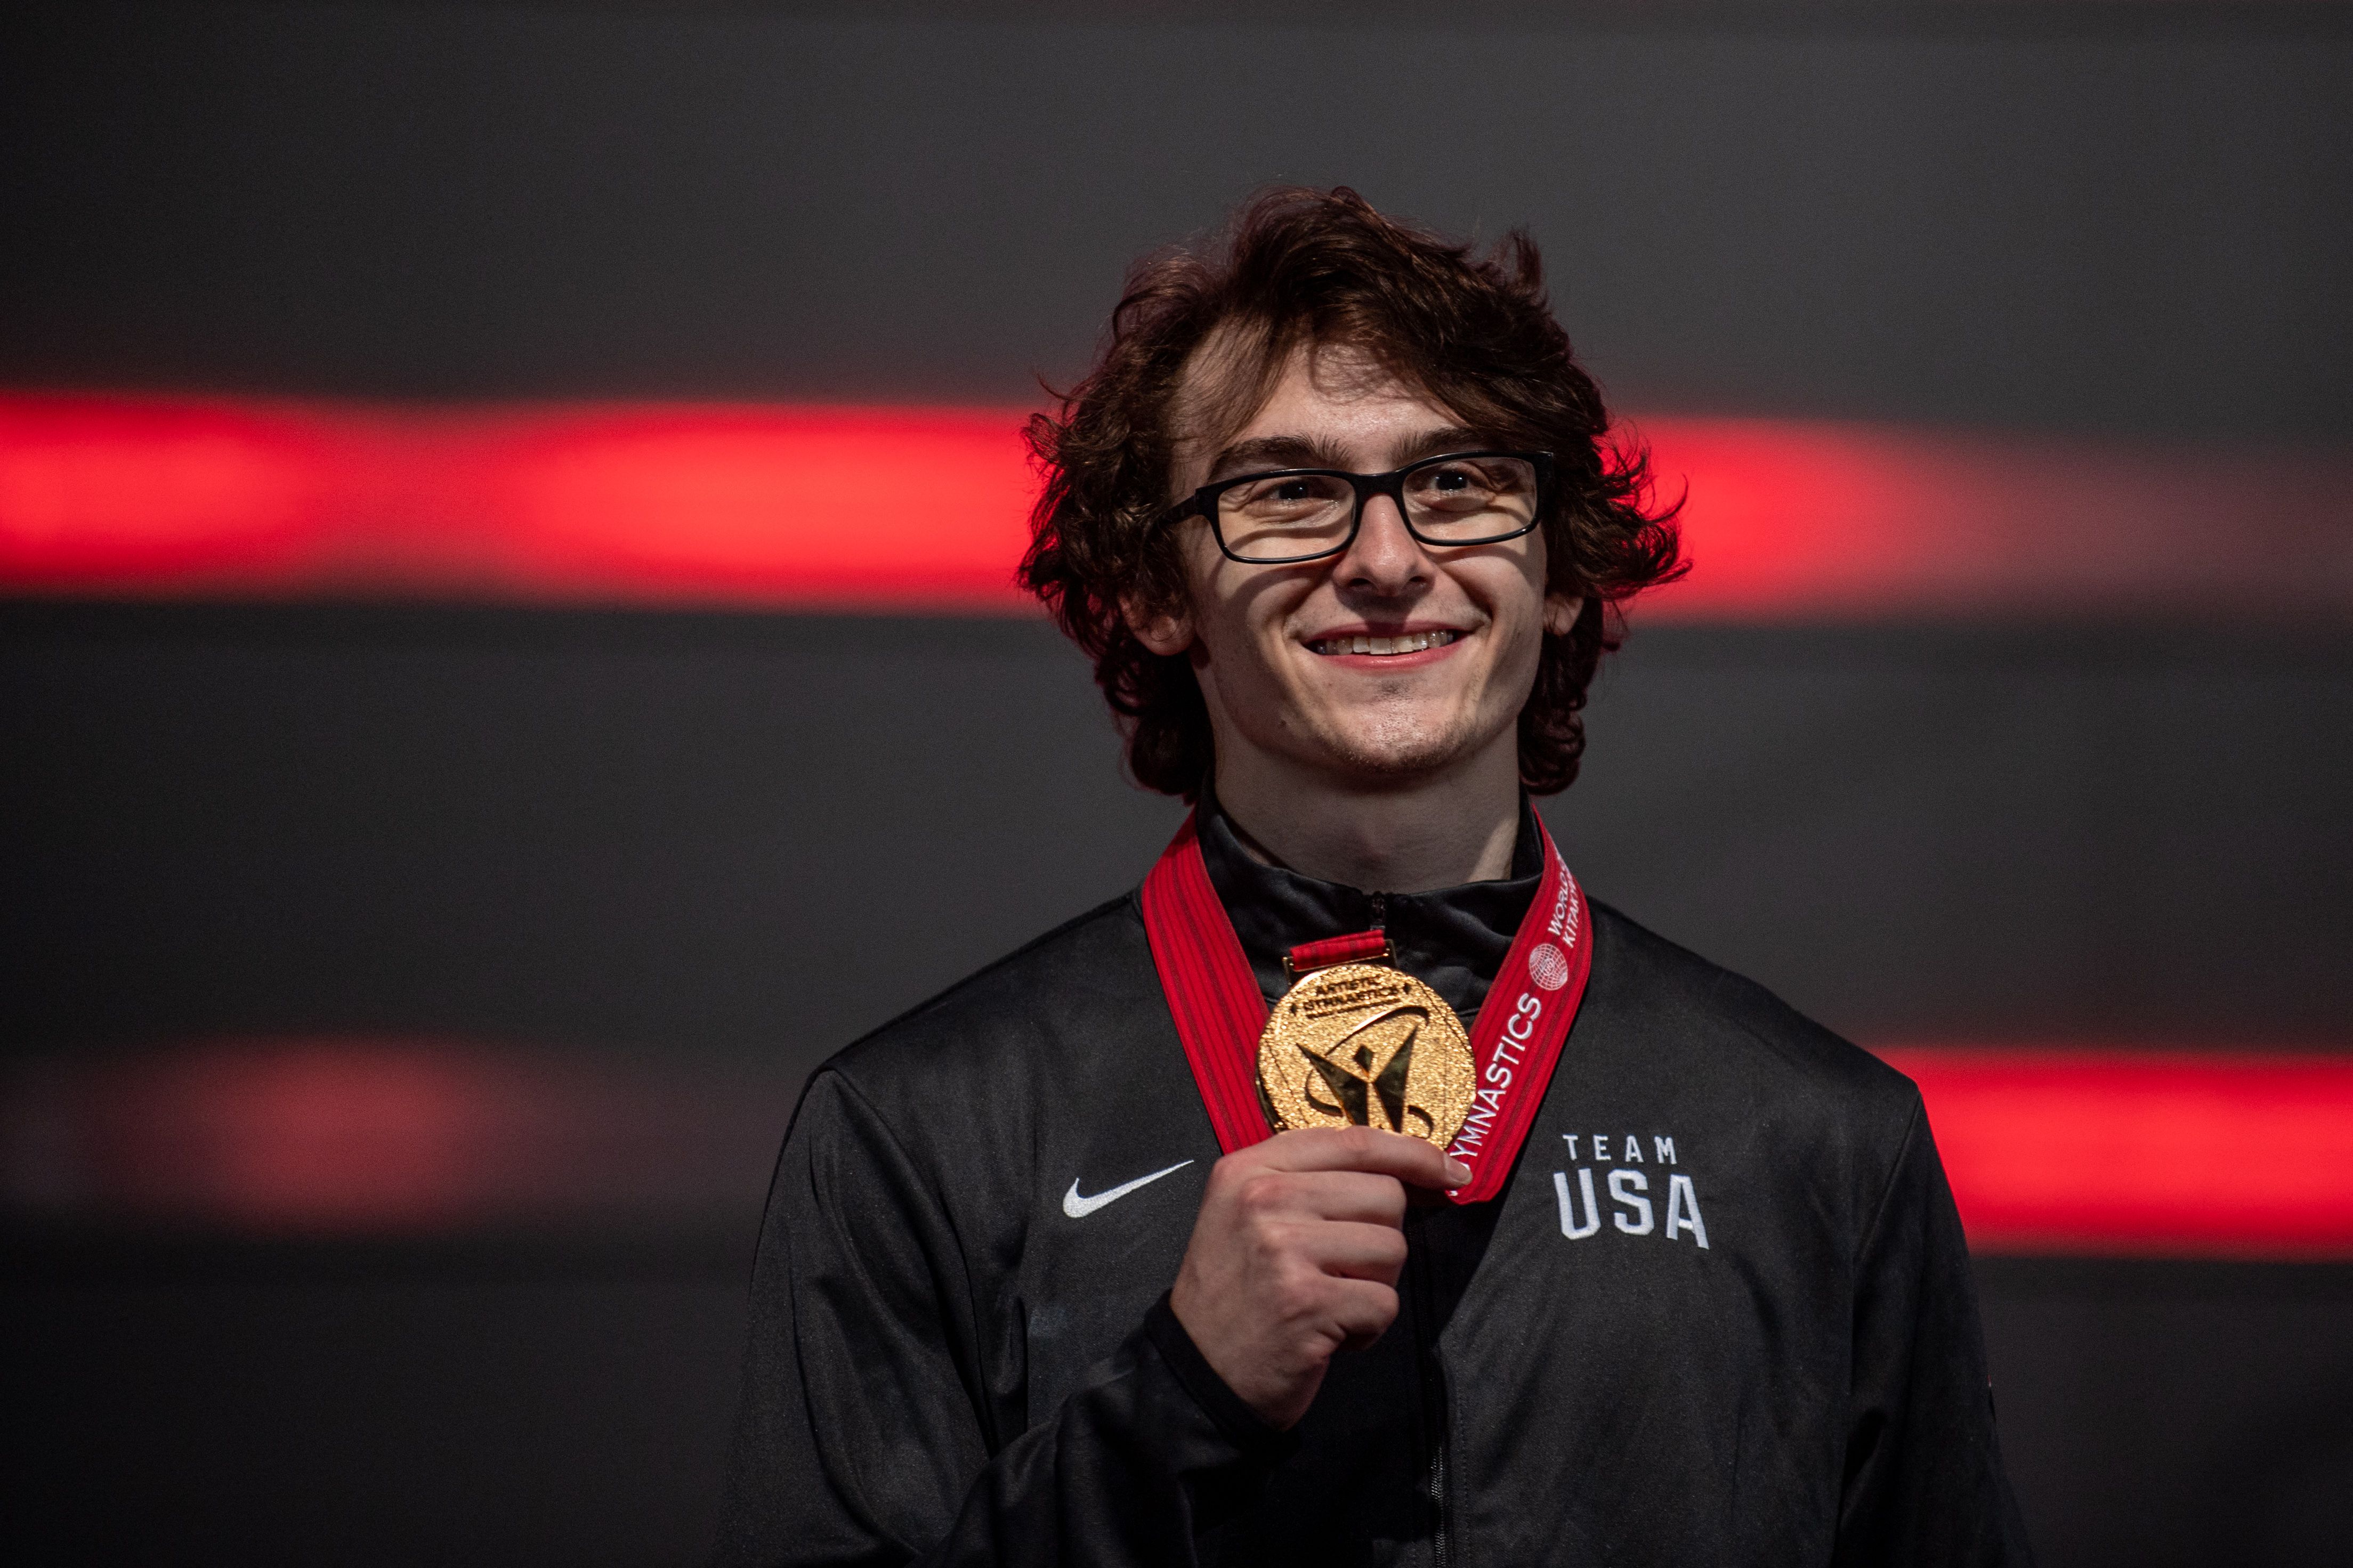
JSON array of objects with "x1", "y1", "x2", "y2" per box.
[
  {"x1": 1415, "y1": 465, "x2": 1494, "y2": 501},
  {"x1": 1228, "y1": 475, "x2": 1347, "y2": 514}
]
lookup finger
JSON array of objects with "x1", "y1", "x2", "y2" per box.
[
  {"x1": 1258, "y1": 1125, "x2": 1470, "y2": 1188},
  {"x1": 1321, "y1": 1277, "x2": 1402, "y2": 1351},
  {"x1": 1223, "y1": 1168, "x2": 1408, "y2": 1227},
  {"x1": 1283, "y1": 1170, "x2": 1409, "y2": 1227},
  {"x1": 1291, "y1": 1219, "x2": 1411, "y2": 1283}
]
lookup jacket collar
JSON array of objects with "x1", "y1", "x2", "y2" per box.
[{"x1": 1194, "y1": 791, "x2": 1544, "y2": 1025}]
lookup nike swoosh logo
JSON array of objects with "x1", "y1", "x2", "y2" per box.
[{"x1": 1062, "y1": 1159, "x2": 1195, "y2": 1219}]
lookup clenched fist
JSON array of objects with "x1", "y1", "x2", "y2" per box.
[{"x1": 1169, "y1": 1125, "x2": 1469, "y2": 1429}]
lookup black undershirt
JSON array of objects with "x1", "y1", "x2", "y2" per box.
[{"x1": 1193, "y1": 792, "x2": 1545, "y2": 1028}]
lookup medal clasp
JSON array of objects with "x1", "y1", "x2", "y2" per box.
[{"x1": 1282, "y1": 929, "x2": 1394, "y2": 981}]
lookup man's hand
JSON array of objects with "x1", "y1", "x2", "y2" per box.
[{"x1": 1169, "y1": 1126, "x2": 1470, "y2": 1430}]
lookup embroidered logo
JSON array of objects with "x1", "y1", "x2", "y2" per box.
[
  {"x1": 1061, "y1": 1159, "x2": 1194, "y2": 1218},
  {"x1": 1553, "y1": 1133, "x2": 1709, "y2": 1248}
]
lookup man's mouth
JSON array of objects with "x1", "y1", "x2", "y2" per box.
[{"x1": 1306, "y1": 629, "x2": 1462, "y2": 657}]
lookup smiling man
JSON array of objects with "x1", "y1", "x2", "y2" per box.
[{"x1": 716, "y1": 190, "x2": 2031, "y2": 1567}]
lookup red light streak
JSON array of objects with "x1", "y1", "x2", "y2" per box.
[
  {"x1": 0, "y1": 396, "x2": 1039, "y2": 610},
  {"x1": 1626, "y1": 418, "x2": 2353, "y2": 619},
  {"x1": 3, "y1": 1038, "x2": 786, "y2": 1234},
  {"x1": 1879, "y1": 1049, "x2": 2353, "y2": 1259},
  {"x1": 5, "y1": 1038, "x2": 2349, "y2": 1254},
  {"x1": 482, "y1": 406, "x2": 1034, "y2": 602},
  {"x1": 29, "y1": 1041, "x2": 525, "y2": 1231},
  {"x1": 5, "y1": 392, "x2": 2348, "y2": 615},
  {"x1": 0, "y1": 397, "x2": 337, "y2": 581}
]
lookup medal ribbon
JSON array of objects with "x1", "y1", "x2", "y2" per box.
[
  {"x1": 1287, "y1": 930, "x2": 1390, "y2": 972},
  {"x1": 1139, "y1": 809, "x2": 1593, "y2": 1204}
]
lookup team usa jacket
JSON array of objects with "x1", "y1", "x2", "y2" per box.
[{"x1": 715, "y1": 807, "x2": 2035, "y2": 1567}]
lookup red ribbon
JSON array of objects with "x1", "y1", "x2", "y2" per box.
[
  {"x1": 1139, "y1": 810, "x2": 1592, "y2": 1204},
  {"x1": 1287, "y1": 930, "x2": 1391, "y2": 973}
]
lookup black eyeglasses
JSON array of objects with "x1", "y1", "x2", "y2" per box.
[{"x1": 1161, "y1": 450, "x2": 1555, "y2": 565}]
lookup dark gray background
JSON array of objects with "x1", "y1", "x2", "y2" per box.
[
  {"x1": 5, "y1": 2, "x2": 2350, "y2": 437},
  {"x1": 6, "y1": 607, "x2": 2351, "y2": 1061},
  {"x1": 4, "y1": 3, "x2": 2351, "y2": 1565}
]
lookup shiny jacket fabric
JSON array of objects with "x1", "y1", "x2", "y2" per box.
[{"x1": 715, "y1": 811, "x2": 2033, "y2": 1567}]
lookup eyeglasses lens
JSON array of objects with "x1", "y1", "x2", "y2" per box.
[
  {"x1": 1214, "y1": 473, "x2": 1359, "y2": 562},
  {"x1": 1402, "y1": 456, "x2": 1540, "y2": 541},
  {"x1": 1214, "y1": 456, "x2": 1541, "y2": 563}
]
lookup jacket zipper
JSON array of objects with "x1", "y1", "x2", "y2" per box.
[
  {"x1": 1406, "y1": 1207, "x2": 1456, "y2": 1568},
  {"x1": 1427, "y1": 1423, "x2": 1454, "y2": 1568}
]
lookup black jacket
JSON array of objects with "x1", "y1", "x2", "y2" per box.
[{"x1": 716, "y1": 810, "x2": 2033, "y2": 1566}]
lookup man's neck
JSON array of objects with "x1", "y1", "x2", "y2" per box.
[{"x1": 1210, "y1": 747, "x2": 1523, "y2": 894}]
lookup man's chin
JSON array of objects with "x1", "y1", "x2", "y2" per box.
[{"x1": 1299, "y1": 713, "x2": 1490, "y2": 784}]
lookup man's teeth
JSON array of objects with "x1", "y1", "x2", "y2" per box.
[{"x1": 1309, "y1": 630, "x2": 1460, "y2": 656}]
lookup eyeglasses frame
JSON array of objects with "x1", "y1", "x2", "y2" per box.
[{"x1": 1159, "y1": 449, "x2": 1558, "y2": 566}]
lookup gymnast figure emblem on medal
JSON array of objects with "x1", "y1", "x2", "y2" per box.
[{"x1": 1256, "y1": 957, "x2": 1477, "y2": 1150}]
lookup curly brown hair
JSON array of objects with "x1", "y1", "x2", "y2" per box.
[{"x1": 1020, "y1": 187, "x2": 1683, "y2": 799}]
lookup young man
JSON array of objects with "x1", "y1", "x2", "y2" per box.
[{"x1": 716, "y1": 189, "x2": 2031, "y2": 1566}]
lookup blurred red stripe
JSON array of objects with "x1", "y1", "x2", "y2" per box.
[
  {"x1": 0, "y1": 396, "x2": 1037, "y2": 610},
  {"x1": 5, "y1": 1036, "x2": 2350, "y2": 1254},
  {"x1": 1880, "y1": 1049, "x2": 2353, "y2": 1259},
  {"x1": 1626, "y1": 418, "x2": 2353, "y2": 619},
  {"x1": 1, "y1": 1038, "x2": 800, "y2": 1233},
  {"x1": 5, "y1": 392, "x2": 2349, "y2": 614}
]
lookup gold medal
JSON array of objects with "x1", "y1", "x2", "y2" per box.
[{"x1": 1256, "y1": 957, "x2": 1477, "y2": 1150}]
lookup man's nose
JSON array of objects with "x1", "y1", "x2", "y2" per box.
[{"x1": 1333, "y1": 493, "x2": 1431, "y2": 592}]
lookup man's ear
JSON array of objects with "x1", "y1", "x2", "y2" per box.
[
  {"x1": 1543, "y1": 591, "x2": 1584, "y2": 638},
  {"x1": 1123, "y1": 594, "x2": 1195, "y2": 657}
]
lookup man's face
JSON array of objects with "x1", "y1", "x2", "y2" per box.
[{"x1": 1134, "y1": 340, "x2": 1579, "y2": 790}]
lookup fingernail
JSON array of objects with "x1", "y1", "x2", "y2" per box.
[{"x1": 1445, "y1": 1159, "x2": 1471, "y2": 1185}]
